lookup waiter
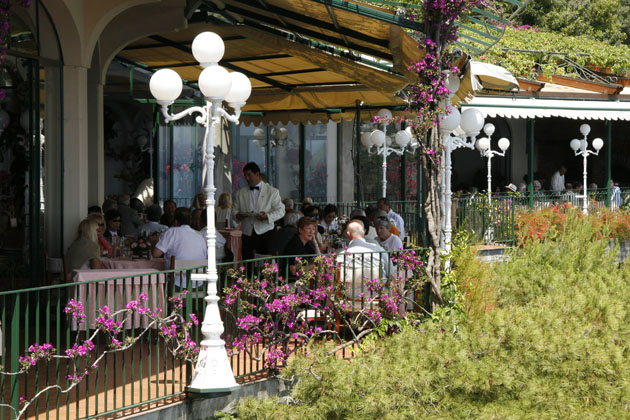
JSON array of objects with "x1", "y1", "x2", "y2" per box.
[{"x1": 232, "y1": 162, "x2": 285, "y2": 260}]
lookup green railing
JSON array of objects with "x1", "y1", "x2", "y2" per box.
[
  {"x1": 1, "y1": 250, "x2": 427, "y2": 419},
  {"x1": 311, "y1": 200, "x2": 420, "y2": 217},
  {"x1": 453, "y1": 195, "x2": 515, "y2": 245}
]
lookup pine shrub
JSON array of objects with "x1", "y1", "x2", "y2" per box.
[{"x1": 232, "y1": 212, "x2": 630, "y2": 419}]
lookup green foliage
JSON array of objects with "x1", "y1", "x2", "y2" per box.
[
  {"x1": 515, "y1": 0, "x2": 626, "y2": 45},
  {"x1": 460, "y1": 24, "x2": 630, "y2": 78},
  {"x1": 230, "y1": 215, "x2": 630, "y2": 418},
  {"x1": 449, "y1": 231, "x2": 496, "y2": 319}
]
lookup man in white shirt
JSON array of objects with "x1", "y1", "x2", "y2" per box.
[
  {"x1": 137, "y1": 204, "x2": 168, "y2": 237},
  {"x1": 337, "y1": 221, "x2": 394, "y2": 298},
  {"x1": 152, "y1": 207, "x2": 207, "y2": 288},
  {"x1": 232, "y1": 162, "x2": 285, "y2": 260},
  {"x1": 377, "y1": 197, "x2": 405, "y2": 238},
  {"x1": 550, "y1": 165, "x2": 567, "y2": 193}
]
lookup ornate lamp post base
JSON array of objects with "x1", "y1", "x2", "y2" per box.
[{"x1": 187, "y1": 346, "x2": 239, "y2": 393}]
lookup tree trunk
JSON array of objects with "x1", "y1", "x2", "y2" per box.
[{"x1": 421, "y1": 129, "x2": 444, "y2": 308}]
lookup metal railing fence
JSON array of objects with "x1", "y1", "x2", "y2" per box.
[
  {"x1": 1, "y1": 249, "x2": 427, "y2": 419},
  {"x1": 452, "y1": 195, "x2": 515, "y2": 245}
]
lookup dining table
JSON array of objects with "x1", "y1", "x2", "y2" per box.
[
  {"x1": 100, "y1": 258, "x2": 165, "y2": 270},
  {"x1": 218, "y1": 228, "x2": 242, "y2": 262},
  {"x1": 70, "y1": 268, "x2": 167, "y2": 331}
]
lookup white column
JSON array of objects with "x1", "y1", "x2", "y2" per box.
[{"x1": 62, "y1": 65, "x2": 90, "y2": 251}]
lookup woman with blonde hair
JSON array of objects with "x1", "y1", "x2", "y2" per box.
[
  {"x1": 66, "y1": 218, "x2": 103, "y2": 271},
  {"x1": 87, "y1": 212, "x2": 112, "y2": 256},
  {"x1": 216, "y1": 192, "x2": 234, "y2": 228},
  {"x1": 191, "y1": 192, "x2": 206, "y2": 212}
]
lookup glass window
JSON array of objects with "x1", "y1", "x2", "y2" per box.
[
  {"x1": 156, "y1": 123, "x2": 204, "y2": 207},
  {"x1": 270, "y1": 123, "x2": 300, "y2": 200},
  {"x1": 305, "y1": 121, "x2": 336, "y2": 202},
  {"x1": 233, "y1": 123, "x2": 300, "y2": 200},
  {"x1": 232, "y1": 124, "x2": 266, "y2": 194}
]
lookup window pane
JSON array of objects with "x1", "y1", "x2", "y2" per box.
[
  {"x1": 157, "y1": 124, "x2": 203, "y2": 207},
  {"x1": 305, "y1": 122, "x2": 336, "y2": 202},
  {"x1": 233, "y1": 124, "x2": 266, "y2": 194},
  {"x1": 271, "y1": 124, "x2": 300, "y2": 200}
]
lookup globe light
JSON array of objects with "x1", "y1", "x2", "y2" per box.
[
  {"x1": 579, "y1": 123, "x2": 591, "y2": 137},
  {"x1": 394, "y1": 130, "x2": 411, "y2": 147},
  {"x1": 192, "y1": 32, "x2": 225, "y2": 67},
  {"x1": 446, "y1": 74, "x2": 460, "y2": 98},
  {"x1": 570, "y1": 139, "x2": 581, "y2": 151},
  {"x1": 361, "y1": 131, "x2": 373, "y2": 148},
  {"x1": 224, "y1": 72, "x2": 252, "y2": 104},
  {"x1": 476, "y1": 137, "x2": 490, "y2": 151},
  {"x1": 253, "y1": 127, "x2": 265, "y2": 141},
  {"x1": 370, "y1": 129, "x2": 386, "y2": 147},
  {"x1": 439, "y1": 107, "x2": 461, "y2": 134},
  {"x1": 377, "y1": 108, "x2": 392, "y2": 120},
  {"x1": 592, "y1": 137, "x2": 604, "y2": 151},
  {"x1": 198, "y1": 65, "x2": 232, "y2": 99},
  {"x1": 149, "y1": 69, "x2": 183, "y2": 103},
  {"x1": 460, "y1": 108, "x2": 484, "y2": 137},
  {"x1": 483, "y1": 123, "x2": 495, "y2": 138},
  {"x1": 498, "y1": 137, "x2": 510, "y2": 152},
  {"x1": 276, "y1": 127, "x2": 289, "y2": 140}
]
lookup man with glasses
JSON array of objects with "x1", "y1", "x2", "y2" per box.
[{"x1": 104, "y1": 209, "x2": 122, "y2": 244}]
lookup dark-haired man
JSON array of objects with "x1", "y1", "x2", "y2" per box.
[
  {"x1": 160, "y1": 199, "x2": 177, "y2": 227},
  {"x1": 232, "y1": 162, "x2": 285, "y2": 259}
]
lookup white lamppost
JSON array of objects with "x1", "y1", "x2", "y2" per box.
[
  {"x1": 475, "y1": 123, "x2": 510, "y2": 205},
  {"x1": 570, "y1": 123, "x2": 603, "y2": 215},
  {"x1": 439, "y1": 102, "x2": 486, "y2": 258},
  {"x1": 150, "y1": 31, "x2": 251, "y2": 394},
  {"x1": 361, "y1": 108, "x2": 418, "y2": 197}
]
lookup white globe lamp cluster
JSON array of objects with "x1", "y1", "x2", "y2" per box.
[
  {"x1": 149, "y1": 31, "x2": 252, "y2": 394},
  {"x1": 360, "y1": 108, "x2": 419, "y2": 197},
  {"x1": 569, "y1": 123, "x2": 603, "y2": 215},
  {"x1": 253, "y1": 126, "x2": 290, "y2": 148},
  {"x1": 440, "y1": 73, "x2": 511, "y2": 258}
]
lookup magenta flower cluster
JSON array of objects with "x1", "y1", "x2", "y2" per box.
[
  {"x1": 404, "y1": 0, "x2": 483, "y2": 160},
  {"x1": 18, "y1": 343, "x2": 55, "y2": 370},
  {"x1": 222, "y1": 250, "x2": 427, "y2": 370}
]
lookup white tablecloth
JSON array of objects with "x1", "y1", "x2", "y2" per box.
[
  {"x1": 101, "y1": 258, "x2": 165, "y2": 270},
  {"x1": 71, "y1": 269, "x2": 166, "y2": 331}
]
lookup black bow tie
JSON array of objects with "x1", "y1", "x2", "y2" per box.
[{"x1": 250, "y1": 186, "x2": 259, "y2": 191}]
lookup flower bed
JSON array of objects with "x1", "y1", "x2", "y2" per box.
[{"x1": 515, "y1": 204, "x2": 630, "y2": 246}]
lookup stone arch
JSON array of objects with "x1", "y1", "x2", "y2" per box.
[
  {"x1": 42, "y1": 0, "x2": 83, "y2": 65},
  {"x1": 97, "y1": 2, "x2": 187, "y2": 83},
  {"x1": 83, "y1": 0, "x2": 162, "y2": 69}
]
